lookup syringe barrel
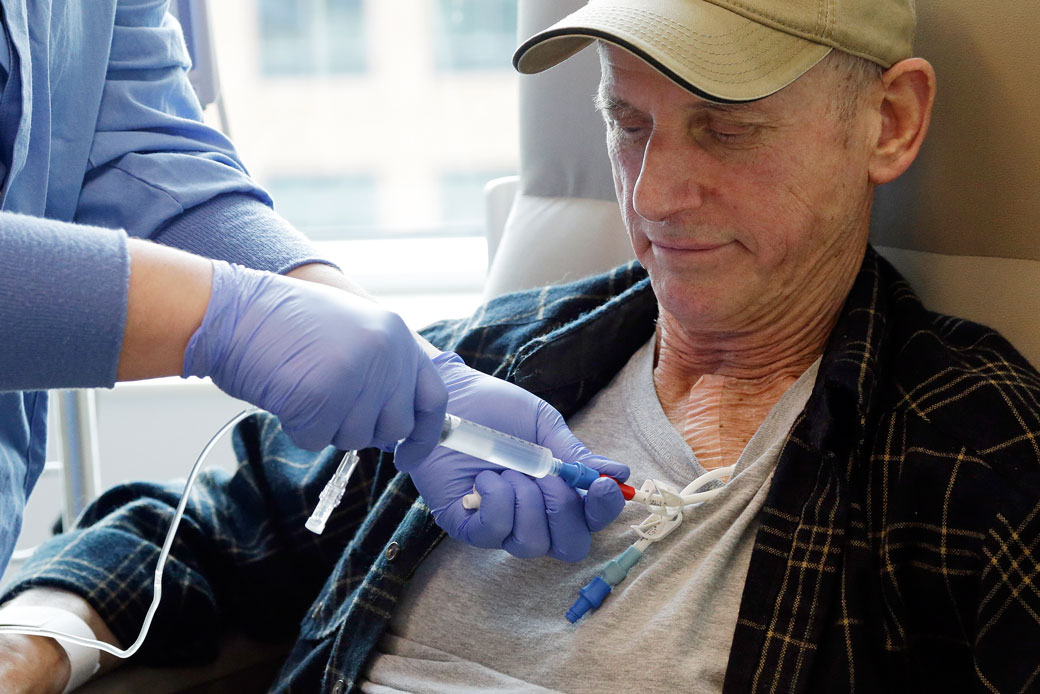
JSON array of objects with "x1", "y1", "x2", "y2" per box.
[{"x1": 439, "y1": 415, "x2": 558, "y2": 478}]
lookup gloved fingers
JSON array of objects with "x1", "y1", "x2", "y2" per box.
[
  {"x1": 409, "y1": 353, "x2": 614, "y2": 558},
  {"x1": 531, "y1": 403, "x2": 587, "y2": 459},
  {"x1": 369, "y1": 370, "x2": 415, "y2": 451},
  {"x1": 531, "y1": 402, "x2": 622, "y2": 478},
  {"x1": 282, "y1": 426, "x2": 327, "y2": 452},
  {"x1": 536, "y1": 476, "x2": 592, "y2": 563},
  {"x1": 392, "y1": 441, "x2": 416, "y2": 470},
  {"x1": 432, "y1": 350, "x2": 467, "y2": 373},
  {"x1": 413, "y1": 353, "x2": 450, "y2": 423},
  {"x1": 329, "y1": 384, "x2": 383, "y2": 452},
  {"x1": 453, "y1": 470, "x2": 514, "y2": 549},
  {"x1": 531, "y1": 408, "x2": 630, "y2": 487},
  {"x1": 410, "y1": 450, "x2": 503, "y2": 510},
  {"x1": 584, "y1": 476, "x2": 627, "y2": 532},
  {"x1": 393, "y1": 357, "x2": 449, "y2": 471},
  {"x1": 392, "y1": 437, "x2": 428, "y2": 472},
  {"x1": 499, "y1": 471, "x2": 550, "y2": 558},
  {"x1": 574, "y1": 454, "x2": 630, "y2": 484},
  {"x1": 284, "y1": 428, "x2": 329, "y2": 452},
  {"x1": 280, "y1": 404, "x2": 338, "y2": 452}
]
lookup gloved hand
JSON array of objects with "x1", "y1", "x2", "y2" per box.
[
  {"x1": 395, "y1": 352, "x2": 629, "y2": 562},
  {"x1": 183, "y1": 260, "x2": 448, "y2": 453}
]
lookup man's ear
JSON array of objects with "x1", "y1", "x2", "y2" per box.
[{"x1": 868, "y1": 58, "x2": 936, "y2": 184}]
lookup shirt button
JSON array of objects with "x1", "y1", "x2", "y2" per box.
[
  {"x1": 331, "y1": 679, "x2": 346, "y2": 694},
  {"x1": 385, "y1": 541, "x2": 400, "y2": 562}
]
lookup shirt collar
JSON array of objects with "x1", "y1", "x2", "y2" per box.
[
  {"x1": 802, "y1": 247, "x2": 892, "y2": 460},
  {"x1": 508, "y1": 268, "x2": 656, "y2": 418},
  {"x1": 507, "y1": 247, "x2": 895, "y2": 460}
]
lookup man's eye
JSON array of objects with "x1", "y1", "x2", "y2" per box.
[
  {"x1": 614, "y1": 123, "x2": 649, "y2": 141},
  {"x1": 708, "y1": 123, "x2": 755, "y2": 143}
]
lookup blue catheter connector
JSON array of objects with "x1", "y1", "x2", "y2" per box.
[
  {"x1": 557, "y1": 461, "x2": 603, "y2": 489},
  {"x1": 566, "y1": 577, "x2": 612, "y2": 623},
  {"x1": 566, "y1": 545, "x2": 644, "y2": 623}
]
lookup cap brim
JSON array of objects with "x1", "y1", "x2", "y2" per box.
[{"x1": 514, "y1": 0, "x2": 831, "y2": 102}]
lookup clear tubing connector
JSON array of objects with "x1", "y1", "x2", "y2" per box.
[
  {"x1": 438, "y1": 414, "x2": 561, "y2": 478},
  {"x1": 306, "y1": 450, "x2": 360, "y2": 534}
]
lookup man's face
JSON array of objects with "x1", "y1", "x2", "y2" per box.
[{"x1": 598, "y1": 44, "x2": 877, "y2": 333}]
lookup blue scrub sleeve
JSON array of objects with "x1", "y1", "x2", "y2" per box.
[
  {"x1": 154, "y1": 193, "x2": 335, "y2": 275},
  {"x1": 0, "y1": 212, "x2": 129, "y2": 390},
  {"x1": 73, "y1": 1, "x2": 328, "y2": 278}
]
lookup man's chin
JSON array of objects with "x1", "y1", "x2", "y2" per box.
[{"x1": 649, "y1": 276, "x2": 751, "y2": 332}]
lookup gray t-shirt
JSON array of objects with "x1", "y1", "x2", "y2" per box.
[{"x1": 363, "y1": 340, "x2": 820, "y2": 693}]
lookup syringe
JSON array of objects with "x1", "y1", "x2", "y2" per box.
[
  {"x1": 306, "y1": 413, "x2": 630, "y2": 534},
  {"x1": 439, "y1": 414, "x2": 603, "y2": 490}
]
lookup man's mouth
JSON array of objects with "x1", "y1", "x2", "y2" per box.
[{"x1": 650, "y1": 239, "x2": 731, "y2": 253}]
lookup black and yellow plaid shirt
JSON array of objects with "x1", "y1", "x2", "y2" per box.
[{"x1": 9, "y1": 246, "x2": 1040, "y2": 693}]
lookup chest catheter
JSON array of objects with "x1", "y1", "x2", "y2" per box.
[{"x1": 308, "y1": 413, "x2": 736, "y2": 624}]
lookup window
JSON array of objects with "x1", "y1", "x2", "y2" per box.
[
  {"x1": 434, "y1": 0, "x2": 518, "y2": 71},
  {"x1": 441, "y1": 169, "x2": 513, "y2": 232},
  {"x1": 207, "y1": 0, "x2": 519, "y2": 317},
  {"x1": 259, "y1": 0, "x2": 366, "y2": 75},
  {"x1": 265, "y1": 174, "x2": 377, "y2": 240}
]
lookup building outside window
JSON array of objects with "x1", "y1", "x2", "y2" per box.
[
  {"x1": 434, "y1": 0, "x2": 518, "y2": 71},
  {"x1": 259, "y1": 0, "x2": 367, "y2": 76},
  {"x1": 265, "y1": 174, "x2": 377, "y2": 240},
  {"x1": 440, "y1": 169, "x2": 513, "y2": 231},
  {"x1": 219, "y1": 0, "x2": 518, "y2": 241},
  {"x1": 205, "y1": 0, "x2": 519, "y2": 322}
]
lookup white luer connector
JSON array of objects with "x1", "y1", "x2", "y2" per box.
[{"x1": 306, "y1": 450, "x2": 361, "y2": 534}]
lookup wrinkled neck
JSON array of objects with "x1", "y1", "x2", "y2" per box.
[
  {"x1": 655, "y1": 368, "x2": 802, "y2": 470},
  {"x1": 652, "y1": 300, "x2": 835, "y2": 470}
]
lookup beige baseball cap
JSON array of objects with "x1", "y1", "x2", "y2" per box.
[{"x1": 514, "y1": 0, "x2": 916, "y2": 102}]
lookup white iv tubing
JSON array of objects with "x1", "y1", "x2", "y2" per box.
[
  {"x1": 0, "y1": 407, "x2": 260, "y2": 658},
  {"x1": 643, "y1": 463, "x2": 735, "y2": 508}
]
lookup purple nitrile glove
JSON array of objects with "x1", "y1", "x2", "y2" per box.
[
  {"x1": 394, "y1": 352, "x2": 629, "y2": 562},
  {"x1": 184, "y1": 260, "x2": 447, "y2": 453}
]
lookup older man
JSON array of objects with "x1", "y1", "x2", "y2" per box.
[{"x1": 3, "y1": 0, "x2": 1040, "y2": 692}]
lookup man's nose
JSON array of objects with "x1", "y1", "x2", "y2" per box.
[{"x1": 632, "y1": 133, "x2": 704, "y2": 223}]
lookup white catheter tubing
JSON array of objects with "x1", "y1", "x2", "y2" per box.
[
  {"x1": 0, "y1": 407, "x2": 260, "y2": 659},
  {"x1": 463, "y1": 463, "x2": 736, "y2": 511},
  {"x1": 628, "y1": 464, "x2": 736, "y2": 508}
]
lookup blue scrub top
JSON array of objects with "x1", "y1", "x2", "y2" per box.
[
  {"x1": 0, "y1": 6, "x2": 10, "y2": 184},
  {"x1": 0, "y1": 1, "x2": 45, "y2": 580},
  {"x1": 0, "y1": 0, "x2": 325, "y2": 576}
]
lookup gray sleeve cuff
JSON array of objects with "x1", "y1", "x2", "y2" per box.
[
  {"x1": 152, "y1": 193, "x2": 339, "y2": 274},
  {"x1": 0, "y1": 213, "x2": 129, "y2": 389}
]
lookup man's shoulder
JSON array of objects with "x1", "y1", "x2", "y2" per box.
[
  {"x1": 420, "y1": 262, "x2": 651, "y2": 376},
  {"x1": 886, "y1": 300, "x2": 1040, "y2": 467}
]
